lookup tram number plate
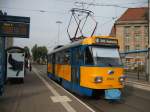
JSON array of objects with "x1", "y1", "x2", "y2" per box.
[{"x1": 106, "y1": 77, "x2": 114, "y2": 80}]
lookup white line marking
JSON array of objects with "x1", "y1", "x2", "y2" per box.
[
  {"x1": 40, "y1": 73, "x2": 96, "y2": 112},
  {"x1": 62, "y1": 102, "x2": 77, "y2": 112},
  {"x1": 51, "y1": 96, "x2": 72, "y2": 103},
  {"x1": 38, "y1": 68, "x2": 95, "y2": 112},
  {"x1": 33, "y1": 68, "x2": 76, "y2": 112}
]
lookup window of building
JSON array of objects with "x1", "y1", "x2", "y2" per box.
[
  {"x1": 124, "y1": 26, "x2": 130, "y2": 37},
  {"x1": 145, "y1": 45, "x2": 148, "y2": 49},
  {"x1": 125, "y1": 36, "x2": 130, "y2": 44},
  {"x1": 135, "y1": 44, "x2": 141, "y2": 50},
  {"x1": 144, "y1": 26, "x2": 148, "y2": 37},
  {"x1": 144, "y1": 36, "x2": 148, "y2": 41},
  {"x1": 125, "y1": 45, "x2": 130, "y2": 52},
  {"x1": 135, "y1": 36, "x2": 141, "y2": 42},
  {"x1": 134, "y1": 26, "x2": 141, "y2": 37}
]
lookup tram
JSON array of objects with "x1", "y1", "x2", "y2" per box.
[{"x1": 47, "y1": 36, "x2": 126, "y2": 99}]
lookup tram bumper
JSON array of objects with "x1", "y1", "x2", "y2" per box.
[{"x1": 105, "y1": 89, "x2": 121, "y2": 99}]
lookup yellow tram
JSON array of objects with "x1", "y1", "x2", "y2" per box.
[{"x1": 47, "y1": 36, "x2": 126, "y2": 99}]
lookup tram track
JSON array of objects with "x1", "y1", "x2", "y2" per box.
[{"x1": 77, "y1": 96, "x2": 144, "y2": 112}]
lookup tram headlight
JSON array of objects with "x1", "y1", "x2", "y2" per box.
[
  {"x1": 94, "y1": 76, "x2": 103, "y2": 83},
  {"x1": 119, "y1": 75, "x2": 127, "y2": 83},
  {"x1": 119, "y1": 77, "x2": 125, "y2": 82}
]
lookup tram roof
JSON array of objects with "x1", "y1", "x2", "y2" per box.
[
  {"x1": 48, "y1": 36, "x2": 116, "y2": 55},
  {"x1": 48, "y1": 40, "x2": 82, "y2": 54}
]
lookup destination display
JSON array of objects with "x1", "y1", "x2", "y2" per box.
[
  {"x1": 0, "y1": 15, "x2": 30, "y2": 38},
  {"x1": 95, "y1": 38, "x2": 118, "y2": 45}
]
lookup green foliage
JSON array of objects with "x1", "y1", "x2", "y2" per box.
[
  {"x1": 31, "y1": 44, "x2": 48, "y2": 63},
  {"x1": 31, "y1": 44, "x2": 38, "y2": 61}
]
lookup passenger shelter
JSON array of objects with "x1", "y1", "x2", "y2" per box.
[{"x1": 6, "y1": 46, "x2": 25, "y2": 82}]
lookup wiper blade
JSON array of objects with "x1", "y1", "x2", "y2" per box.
[{"x1": 108, "y1": 63, "x2": 113, "y2": 67}]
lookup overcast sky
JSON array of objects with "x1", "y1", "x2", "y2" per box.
[{"x1": 0, "y1": 0, "x2": 148, "y2": 51}]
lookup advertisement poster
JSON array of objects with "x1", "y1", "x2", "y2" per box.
[{"x1": 7, "y1": 53, "x2": 24, "y2": 78}]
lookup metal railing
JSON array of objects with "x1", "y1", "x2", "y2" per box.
[{"x1": 120, "y1": 49, "x2": 149, "y2": 81}]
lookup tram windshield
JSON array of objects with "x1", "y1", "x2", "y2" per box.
[{"x1": 85, "y1": 46, "x2": 122, "y2": 67}]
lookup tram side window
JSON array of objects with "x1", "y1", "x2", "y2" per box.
[
  {"x1": 55, "y1": 51, "x2": 70, "y2": 64},
  {"x1": 75, "y1": 48, "x2": 82, "y2": 64},
  {"x1": 59, "y1": 52, "x2": 65, "y2": 64},
  {"x1": 47, "y1": 55, "x2": 50, "y2": 63},
  {"x1": 55, "y1": 53, "x2": 60, "y2": 64},
  {"x1": 48, "y1": 55, "x2": 52, "y2": 63},
  {"x1": 52, "y1": 54, "x2": 55, "y2": 64},
  {"x1": 64, "y1": 50, "x2": 70, "y2": 64},
  {"x1": 51, "y1": 55, "x2": 52, "y2": 63},
  {"x1": 85, "y1": 47, "x2": 94, "y2": 65}
]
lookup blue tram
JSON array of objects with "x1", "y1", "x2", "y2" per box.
[{"x1": 47, "y1": 36, "x2": 126, "y2": 99}]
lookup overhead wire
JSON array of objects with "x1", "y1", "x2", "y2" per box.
[
  {"x1": 74, "y1": 1, "x2": 148, "y2": 8},
  {"x1": 1, "y1": 0, "x2": 147, "y2": 36},
  {"x1": 0, "y1": 6, "x2": 117, "y2": 19},
  {"x1": 56, "y1": 0, "x2": 147, "y2": 5},
  {"x1": 0, "y1": 6, "x2": 69, "y2": 15}
]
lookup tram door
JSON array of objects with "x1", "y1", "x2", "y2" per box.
[
  {"x1": 52, "y1": 54, "x2": 55, "y2": 75},
  {"x1": 71, "y1": 47, "x2": 81, "y2": 85}
]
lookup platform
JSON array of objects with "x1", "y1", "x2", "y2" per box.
[{"x1": 0, "y1": 67, "x2": 94, "y2": 112}]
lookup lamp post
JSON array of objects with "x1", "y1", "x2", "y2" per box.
[
  {"x1": 0, "y1": 11, "x2": 5, "y2": 95},
  {"x1": 148, "y1": 0, "x2": 150, "y2": 81},
  {"x1": 56, "y1": 21, "x2": 62, "y2": 45}
]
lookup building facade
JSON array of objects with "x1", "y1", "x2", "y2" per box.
[
  {"x1": 110, "y1": 7, "x2": 148, "y2": 73},
  {"x1": 110, "y1": 7, "x2": 148, "y2": 52}
]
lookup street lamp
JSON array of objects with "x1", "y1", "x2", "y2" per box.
[
  {"x1": 56, "y1": 21, "x2": 62, "y2": 45},
  {"x1": 148, "y1": 0, "x2": 150, "y2": 81}
]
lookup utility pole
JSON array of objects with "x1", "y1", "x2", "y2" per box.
[
  {"x1": 56, "y1": 21, "x2": 62, "y2": 45},
  {"x1": 0, "y1": 10, "x2": 5, "y2": 95},
  {"x1": 148, "y1": 0, "x2": 150, "y2": 82}
]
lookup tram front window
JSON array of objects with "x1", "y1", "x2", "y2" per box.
[
  {"x1": 85, "y1": 47, "x2": 94, "y2": 65},
  {"x1": 92, "y1": 47, "x2": 122, "y2": 67}
]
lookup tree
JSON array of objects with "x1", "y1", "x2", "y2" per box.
[
  {"x1": 31, "y1": 44, "x2": 48, "y2": 63},
  {"x1": 39, "y1": 46, "x2": 48, "y2": 60},
  {"x1": 31, "y1": 44, "x2": 38, "y2": 61},
  {"x1": 37, "y1": 46, "x2": 48, "y2": 63}
]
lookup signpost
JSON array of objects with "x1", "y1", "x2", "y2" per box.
[
  {"x1": 0, "y1": 37, "x2": 5, "y2": 95},
  {"x1": 148, "y1": 1, "x2": 150, "y2": 82}
]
